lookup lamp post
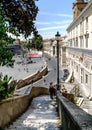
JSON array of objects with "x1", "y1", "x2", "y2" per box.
[{"x1": 55, "y1": 31, "x2": 61, "y2": 90}]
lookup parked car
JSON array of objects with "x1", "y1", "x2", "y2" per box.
[{"x1": 27, "y1": 60, "x2": 33, "y2": 64}]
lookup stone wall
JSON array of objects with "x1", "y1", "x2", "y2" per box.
[
  {"x1": 62, "y1": 92, "x2": 75, "y2": 103},
  {"x1": 57, "y1": 92, "x2": 92, "y2": 130},
  {"x1": 0, "y1": 86, "x2": 49, "y2": 128},
  {"x1": 16, "y1": 66, "x2": 48, "y2": 89}
]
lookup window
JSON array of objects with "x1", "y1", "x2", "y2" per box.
[
  {"x1": 91, "y1": 66, "x2": 92, "y2": 70},
  {"x1": 70, "y1": 39, "x2": 72, "y2": 46},
  {"x1": 85, "y1": 34, "x2": 89, "y2": 48},
  {"x1": 80, "y1": 17, "x2": 84, "y2": 34},
  {"x1": 63, "y1": 47, "x2": 66, "y2": 52},
  {"x1": 76, "y1": 37, "x2": 78, "y2": 47},
  {"x1": 86, "y1": 17, "x2": 88, "y2": 31},
  {"x1": 80, "y1": 21, "x2": 82, "y2": 32},
  {"x1": 76, "y1": 25, "x2": 78, "y2": 35},
  {"x1": 76, "y1": 66, "x2": 78, "y2": 72},
  {"x1": 81, "y1": 68, "x2": 83, "y2": 83},
  {"x1": 85, "y1": 74, "x2": 88, "y2": 84},
  {"x1": 81, "y1": 68, "x2": 83, "y2": 75},
  {"x1": 81, "y1": 76, "x2": 83, "y2": 83},
  {"x1": 74, "y1": 38, "x2": 76, "y2": 47},
  {"x1": 72, "y1": 39, "x2": 74, "y2": 47},
  {"x1": 80, "y1": 36, "x2": 83, "y2": 48}
]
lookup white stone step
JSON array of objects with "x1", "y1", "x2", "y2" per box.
[{"x1": 5, "y1": 96, "x2": 60, "y2": 130}]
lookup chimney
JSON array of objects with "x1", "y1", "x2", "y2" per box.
[{"x1": 73, "y1": 0, "x2": 88, "y2": 20}]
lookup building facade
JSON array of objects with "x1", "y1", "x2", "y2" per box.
[
  {"x1": 43, "y1": 39, "x2": 52, "y2": 55},
  {"x1": 8, "y1": 39, "x2": 22, "y2": 55},
  {"x1": 67, "y1": 0, "x2": 92, "y2": 97}
]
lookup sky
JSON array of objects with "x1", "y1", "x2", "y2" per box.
[{"x1": 35, "y1": 0, "x2": 75, "y2": 39}]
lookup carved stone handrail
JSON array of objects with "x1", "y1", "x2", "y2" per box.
[{"x1": 57, "y1": 92, "x2": 92, "y2": 130}]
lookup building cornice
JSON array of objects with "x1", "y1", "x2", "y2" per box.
[
  {"x1": 66, "y1": 47, "x2": 92, "y2": 56},
  {"x1": 67, "y1": 0, "x2": 92, "y2": 31}
]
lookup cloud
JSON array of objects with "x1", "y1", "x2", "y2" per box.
[
  {"x1": 57, "y1": 14, "x2": 72, "y2": 18},
  {"x1": 39, "y1": 12, "x2": 72, "y2": 18},
  {"x1": 35, "y1": 21, "x2": 50, "y2": 25},
  {"x1": 36, "y1": 20, "x2": 72, "y2": 26},
  {"x1": 38, "y1": 24, "x2": 69, "y2": 31},
  {"x1": 36, "y1": 12, "x2": 72, "y2": 39},
  {"x1": 40, "y1": 31, "x2": 67, "y2": 39},
  {"x1": 53, "y1": 20, "x2": 72, "y2": 25}
]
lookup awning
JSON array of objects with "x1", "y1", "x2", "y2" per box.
[{"x1": 29, "y1": 54, "x2": 39, "y2": 58}]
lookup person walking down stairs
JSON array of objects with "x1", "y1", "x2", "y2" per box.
[{"x1": 49, "y1": 82, "x2": 56, "y2": 99}]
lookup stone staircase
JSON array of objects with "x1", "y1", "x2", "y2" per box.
[{"x1": 5, "y1": 96, "x2": 61, "y2": 130}]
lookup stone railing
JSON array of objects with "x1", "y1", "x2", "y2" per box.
[
  {"x1": 57, "y1": 92, "x2": 92, "y2": 130},
  {"x1": 0, "y1": 86, "x2": 49, "y2": 128},
  {"x1": 16, "y1": 66, "x2": 48, "y2": 89}
]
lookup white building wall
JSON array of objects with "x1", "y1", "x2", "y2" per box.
[
  {"x1": 88, "y1": 14, "x2": 92, "y2": 49},
  {"x1": 68, "y1": 3, "x2": 92, "y2": 50},
  {"x1": 66, "y1": 1, "x2": 92, "y2": 97}
]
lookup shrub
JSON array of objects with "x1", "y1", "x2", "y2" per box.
[{"x1": 0, "y1": 74, "x2": 16, "y2": 101}]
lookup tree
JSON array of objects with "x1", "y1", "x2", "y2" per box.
[
  {"x1": 0, "y1": 73, "x2": 16, "y2": 101},
  {"x1": 0, "y1": 4, "x2": 17, "y2": 66},
  {"x1": 35, "y1": 35, "x2": 43, "y2": 50},
  {"x1": 0, "y1": 0, "x2": 39, "y2": 65},
  {"x1": 31, "y1": 34, "x2": 43, "y2": 50},
  {"x1": 1, "y1": 0, "x2": 39, "y2": 37}
]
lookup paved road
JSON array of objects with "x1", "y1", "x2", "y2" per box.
[
  {"x1": 0, "y1": 53, "x2": 63, "y2": 89},
  {"x1": 0, "y1": 55, "x2": 45, "y2": 81},
  {"x1": 33, "y1": 53, "x2": 63, "y2": 88},
  {"x1": 5, "y1": 96, "x2": 61, "y2": 130},
  {"x1": 15, "y1": 53, "x2": 64, "y2": 95}
]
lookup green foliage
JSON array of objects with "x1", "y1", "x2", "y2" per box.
[
  {"x1": 29, "y1": 34, "x2": 43, "y2": 50},
  {"x1": 69, "y1": 76, "x2": 74, "y2": 83},
  {"x1": 1, "y1": 0, "x2": 39, "y2": 37},
  {"x1": 0, "y1": 73, "x2": 16, "y2": 101},
  {"x1": 0, "y1": 127, "x2": 4, "y2": 130},
  {"x1": 0, "y1": 4, "x2": 18, "y2": 66},
  {"x1": 73, "y1": 96, "x2": 78, "y2": 104}
]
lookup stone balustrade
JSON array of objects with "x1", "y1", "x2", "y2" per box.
[
  {"x1": 0, "y1": 65, "x2": 49, "y2": 128},
  {"x1": 0, "y1": 86, "x2": 49, "y2": 128},
  {"x1": 57, "y1": 92, "x2": 92, "y2": 130},
  {"x1": 16, "y1": 66, "x2": 48, "y2": 89}
]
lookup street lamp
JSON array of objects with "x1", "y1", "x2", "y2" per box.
[{"x1": 55, "y1": 31, "x2": 61, "y2": 90}]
